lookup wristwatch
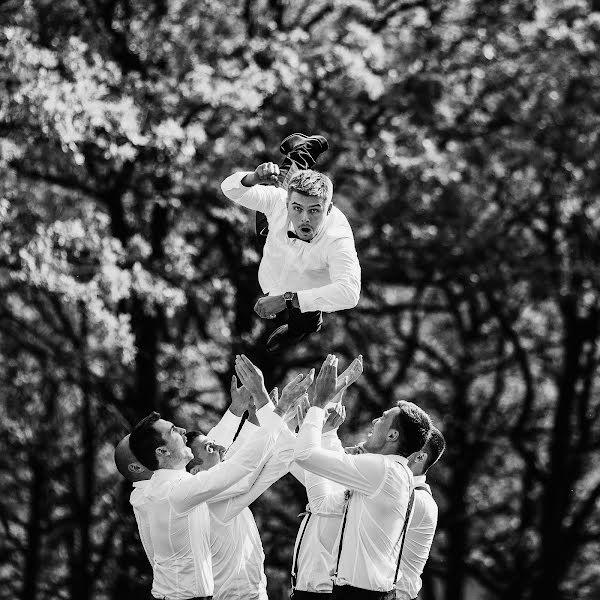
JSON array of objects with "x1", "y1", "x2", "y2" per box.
[{"x1": 283, "y1": 291, "x2": 295, "y2": 310}]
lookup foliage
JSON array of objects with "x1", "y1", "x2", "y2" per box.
[{"x1": 1, "y1": 1, "x2": 600, "y2": 599}]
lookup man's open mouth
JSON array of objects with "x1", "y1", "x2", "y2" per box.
[{"x1": 300, "y1": 226, "x2": 312, "y2": 235}]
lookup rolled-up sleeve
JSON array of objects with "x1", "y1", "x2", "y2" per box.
[
  {"x1": 296, "y1": 237, "x2": 361, "y2": 313},
  {"x1": 221, "y1": 171, "x2": 285, "y2": 216}
]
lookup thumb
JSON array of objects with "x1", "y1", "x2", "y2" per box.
[
  {"x1": 270, "y1": 387, "x2": 279, "y2": 404},
  {"x1": 231, "y1": 375, "x2": 237, "y2": 394}
]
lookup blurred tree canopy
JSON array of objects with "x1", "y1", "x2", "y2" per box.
[{"x1": 1, "y1": 1, "x2": 600, "y2": 599}]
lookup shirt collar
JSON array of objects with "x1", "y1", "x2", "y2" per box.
[
  {"x1": 414, "y1": 474, "x2": 427, "y2": 485},
  {"x1": 132, "y1": 479, "x2": 151, "y2": 489},
  {"x1": 152, "y1": 468, "x2": 190, "y2": 481},
  {"x1": 387, "y1": 454, "x2": 410, "y2": 467}
]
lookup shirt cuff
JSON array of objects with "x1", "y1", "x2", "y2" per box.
[
  {"x1": 305, "y1": 406, "x2": 327, "y2": 427},
  {"x1": 220, "y1": 171, "x2": 254, "y2": 200},
  {"x1": 296, "y1": 289, "x2": 317, "y2": 313},
  {"x1": 257, "y1": 401, "x2": 284, "y2": 433}
]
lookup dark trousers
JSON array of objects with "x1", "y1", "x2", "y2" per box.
[
  {"x1": 291, "y1": 591, "x2": 332, "y2": 600},
  {"x1": 331, "y1": 585, "x2": 395, "y2": 600},
  {"x1": 288, "y1": 306, "x2": 322, "y2": 335}
]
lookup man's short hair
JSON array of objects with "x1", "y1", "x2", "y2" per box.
[
  {"x1": 185, "y1": 430, "x2": 203, "y2": 472},
  {"x1": 128, "y1": 412, "x2": 163, "y2": 471},
  {"x1": 392, "y1": 401, "x2": 432, "y2": 457},
  {"x1": 422, "y1": 426, "x2": 446, "y2": 472},
  {"x1": 288, "y1": 170, "x2": 333, "y2": 204}
]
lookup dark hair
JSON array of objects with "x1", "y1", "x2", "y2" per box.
[
  {"x1": 392, "y1": 401, "x2": 432, "y2": 457},
  {"x1": 185, "y1": 430, "x2": 203, "y2": 472},
  {"x1": 129, "y1": 412, "x2": 163, "y2": 471},
  {"x1": 422, "y1": 426, "x2": 446, "y2": 472}
]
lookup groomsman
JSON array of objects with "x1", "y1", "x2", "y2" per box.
[
  {"x1": 396, "y1": 427, "x2": 446, "y2": 600},
  {"x1": 294, "y1": 355, "x2": 432, "y2": 600}
]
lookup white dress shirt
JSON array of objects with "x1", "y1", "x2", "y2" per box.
[
  {"x1": 294, "y1": 407, "x2": 414, "y2": 593},
  {"x1": 291, "y1": 431, "x2": 346, "y2": 593},
  {"x1": 220, "y1": 172, "x2": 361, "y2": 313},
  {"x1": 130, "y1": 405, "x2": 283, "y2": 600},
  {"x1": 209, "y1": 424, "x2": 297, "y2": 600},
  {"x1": 395, "y1": 475, "x2": 438, "y2": 600}
]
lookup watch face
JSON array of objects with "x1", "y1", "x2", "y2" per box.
[{"x1": 284, "y1": 292, "x2": 293, "y2": 301}]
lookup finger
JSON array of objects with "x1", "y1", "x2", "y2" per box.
[
  {"x1": 269, "y1": 387, "x2": 279, "y2": 403},
  {"x1": 241, "y1": 354, "x2": 257, "y2": 371},
  {"x1": 231, "y1": 375, "x2": 238, "y2": 395}
]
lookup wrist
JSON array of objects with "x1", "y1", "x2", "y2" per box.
[
  {"x1": 241, "y1": 173, "x2": 256, "y2": 187},
  {"x1": 253, "y1": 387, "x2": 271, "y2": 409},
  {"x1": 292, "y1": 292, "x2": 300, "y2": 308},
  {"x1": 228, "y1": 405, "x2": 246, "y2": 418},
  {"x1": 273, "y1": 406, "x2": 286, "y2": 419}
]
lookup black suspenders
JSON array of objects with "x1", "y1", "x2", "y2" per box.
[
  {"x1": 291, "y1": 511, "x2": 312, "y2": 590},
  {"x1": 333, "y1": 491, "x2": 352, "y2": 578},
  {"x1": 333, "y1": 466, "x2": 417, "y2": 587},
  {"x1": 394, "y1": 489, "x2": 415, "y2": 583}
]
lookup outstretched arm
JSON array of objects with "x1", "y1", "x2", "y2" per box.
[
  {"x1": 169, "y1": 410, "x2": 284, "y2": 513},
  {"x1": 296, "y1": 236, "x2": 361, "y2": 313},
  {"x1": 220, "y1": 163, "x2": 286, "y2": 215},
  {"x1": 209, "y1": 427, "x2": 297, "y2": 523}
]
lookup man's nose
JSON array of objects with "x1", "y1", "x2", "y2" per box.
[{"x1": 178, "y1": 427, "x2": 186, "y2": 435}]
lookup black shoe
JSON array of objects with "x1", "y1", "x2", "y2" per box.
[
  {"x1": 280, "y1": 133, "x2": 308, "y2": 155},
  {"x1": 279, "y1": 134, "x2": 329, "y2": 169},
  {"x1": 266, "y1": 324, "x2": 309, "y2": 353}
]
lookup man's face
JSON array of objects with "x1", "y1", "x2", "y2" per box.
[
  {"x1": 363, "y1": 406, "x2": 401, "y2": 452},
  {"x1": 153, "y1": 419, "x2": 193, "y2": 466},
  {"x1": 287, "y1": 190, "x2": 329, "y2": 241},
  {"x1": 188, "y1": 435, "x2": 226, "y2": 474}
]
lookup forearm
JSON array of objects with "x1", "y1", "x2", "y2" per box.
[
  {"x1": 210, "y1": 430, "x2": 296, "y2": 522},
  {"x1": 207, "y1": 409, "x2": 243, "y2": 448},
  {"x1": 294, "y1": 407, "x2": 385, "y2": 494},
  {"x1": 220, "y1": 171, "x2": 282, "y2": 213},
  {"x1": 297, "y1": 276, "x2": 360, "y2": 313}
]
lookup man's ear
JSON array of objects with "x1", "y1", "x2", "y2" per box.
[
  {"x1": 327, "y1": 201, "x2": 333, "y2": 214},
  {"x1": 156, "y1": 446, "x2": 169, "y2": 458},
  {"x1": 387, "y1": 428, "x2": 399, "y2": 443},
  {"x1": 416, "y1": 451, "x2": 428, "y2": 465},
  {"x1": 128, "y1": 463, "x2": 145, "y2": 474},
  {"x1": 189, "y1": 465, "x2": 201, "y2": 475}
]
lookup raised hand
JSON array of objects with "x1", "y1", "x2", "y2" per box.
[
  {"x1": 276, "y1": 369, "x2": 315, "y2": 416},
  {"x1": 251, "y1": 162, "x2": 280, "y2": 185},
  {"x1": 269, "y1": 387, "x2": 279, "y2": 406},
  {"x1": 285, "y1": 393, "x2": 311, "y2": 432},
  {"x1": 335, "y1": 355, "x2": 363, "y2": 400},
  {"x1": 313, "y1": 354, "x2": 339, "y2": 408},
  {"x1": 323, "y1": 402, "x2": 347, "y2": 433},
  {"x1": 234, "y1": 354, "x2": 270, "y2": 409},
  {"x1": 230, "y1": 375, "x2": 253, "y2": 417}
]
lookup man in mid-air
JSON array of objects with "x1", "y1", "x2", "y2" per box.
[{"x1": 221, "y1": 135, "x2": 361, "y2": 352}]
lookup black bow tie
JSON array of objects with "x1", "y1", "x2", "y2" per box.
[{"x1": 287, "y1": 230, "x2": 311, "y2": 243}]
